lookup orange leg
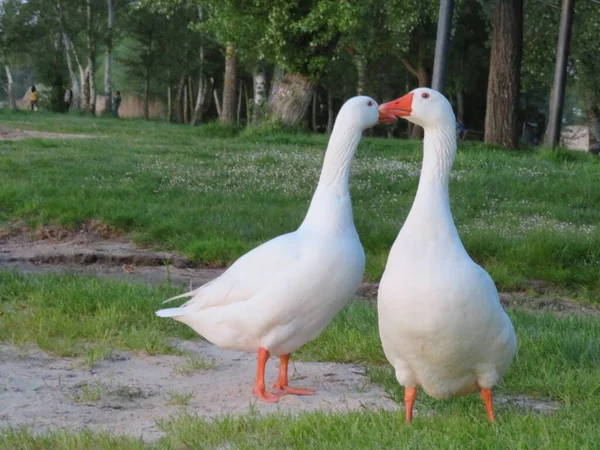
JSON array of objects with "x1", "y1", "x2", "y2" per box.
[
  {"x1": 404, "y1": 387, "x2": 417, "y2": 423},
  {"x1": 251, "y1": 347, "x2": 281, "y2": 403},
  {"x1": 272, "y1": 354, "x2": 316, "y2": 395},
  {"x1": 481, "y1": 388, "x2": 495, "y2": 423}
]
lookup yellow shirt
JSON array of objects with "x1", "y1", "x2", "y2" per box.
[{"x1": 30, "y1": 91, "x2": 38, "y2": 101}]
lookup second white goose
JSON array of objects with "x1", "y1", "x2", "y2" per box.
[{"x1": 377, "y1": 88, "x2": 516, "y2": 423}]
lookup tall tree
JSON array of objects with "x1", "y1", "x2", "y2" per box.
[
  {"x1": 86, "y1": 0, "x2": 97, "y2": 113},
  {"x1": 52, "y1": 0, "x2": 84, "y2": 110},
  {"x1": 103, "y1": 0, "x2": 114, "y2": 114},
  {"x1": 0, "y1": 0, "x2": 35, "y2": 109},
  {"x1": 484, "y1": 0, "x2": 523, "y2": 149},
  {"x1": 257, "y1": 0, "x2": 361, "y2": 126},
  {"x1": 220, "y1": 43, "x2": 237, "y2": 124},
  {"x1": 122, "y1": 4, "x2": 165, "y2": 119},
  {"x1": 379, "y1": 0, "x2": 439, "y2": 138}
]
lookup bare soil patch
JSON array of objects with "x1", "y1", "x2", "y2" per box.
[
  {"x1": 0, "y1": 223, "x2": 220, "y2": 288},
  {"x1": 0, "y1": 342, "x2": 398, "y2": 441},
  {"x1": 1, "y1": 225, "x2": 598, "y2": 316},
  {"x1": 0, "y1": 126, "x2": 98, "y2": 141}
]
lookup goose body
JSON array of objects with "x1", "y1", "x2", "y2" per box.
[
  {"x1": 157, "y1": 96, "x2": 380, "y2": 401},
  {"x1": 377, "y1": 89, "x2": 516, "y2": 421}
]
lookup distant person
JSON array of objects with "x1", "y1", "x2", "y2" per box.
[
  {"x1": 30, "y1": 86, "x2": 38, "y2": 111},
  {"x1": 64, "y1": 86, "x2": 73, "y2": 111},
  {"x1": 113, "y1": 91, "x2": 122, "y2": 117}
]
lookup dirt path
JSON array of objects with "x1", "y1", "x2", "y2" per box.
[
  {"x1": 1, "y1": 227, "x2": 598, "y2": 316},
  {"x1": 0, "y1": 127, "x2": 98, "y2": 141},
  {"x1": 0, "y1": 225, "x2": 223, "y2": 289},
  {"x1": 0, "y1": 342, "x2": 398, "y2": 441}
]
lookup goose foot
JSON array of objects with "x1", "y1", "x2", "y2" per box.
[
  {"x1": 252, "y1": 347, "x2": 283, "y2": 403},
  {"x1": 252, "y1": 385, "x2": 282, "y2": 403},
  {"x1": 272, "y1": 354, "x2": 317, "y2": 396},
  {"x1": 272, "y1": 383, "x2": 317, "y2": 396},
  {"x1": 480, "y1": 388, "x2": 495, "y2": 423},
  {"x1": 404, "y1": 387, "x2": 417, "y2": 423}
]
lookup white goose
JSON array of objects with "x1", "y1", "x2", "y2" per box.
[
  {"x1": 377, "y1": 88, "x2": 516, "y2": 422},
  {"x1": 157, "y1": 96, "x2": 379, "y2": 402}
]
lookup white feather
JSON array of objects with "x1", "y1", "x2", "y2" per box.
[
  {"x1": 156, "y1": 96, "x2": 380, "y2": 356},
  {"x1": 378, "y1": 88, "x2": 516, "y2": 400}
]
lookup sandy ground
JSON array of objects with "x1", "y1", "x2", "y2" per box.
[
  {"x1": 0, "y1": 127, "x2": 98, "y2": 141},
  {"x1": 0, "y1": 341, "x2": 398, "y2": 441},
  {"x1": 0, "y1": 227, "x2": 399, "y2": 440}
]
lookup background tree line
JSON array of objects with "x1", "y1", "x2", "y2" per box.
[{"x1": 0, "y1": 0, "x2": 598, "y2": 149}]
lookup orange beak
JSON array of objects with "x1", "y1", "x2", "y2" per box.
[{"x1": 378, "y1": 92, "x2": 414, "y2": 124}]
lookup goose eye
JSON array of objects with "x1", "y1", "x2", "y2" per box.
[
  {"x1": 367, "y1": 101, "x2": 373, "y2": 106},
  {"x1": 421, "y1": 93, "x2": 430, "y2": 99}
]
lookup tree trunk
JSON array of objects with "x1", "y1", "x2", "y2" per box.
[
  {"x1": 237, "y1": 81, "x2": 243, "y2": 125},
  {"x1": 167, "y1": 83, "x2": 172, "y2": 122},
  {"x1": 61, "y1": 36, "x2": 81, "y2": 110},
  {"x1": 5, "y1": 65, "x2": 16, "y2": 110},
  {"x1": 268, "y1": 73, "x2": 316, "y2": 127},
  {"x1": 355, "y1": 54, "x2": 367, "y2": 95},
  {"x1": 56, "y1": 1, "x2": 81, "y2": 109},
  {"x1": 192, "y1": 75, "x2": 213, "y2": 126},
  {"x1": 588, "y1": 106, "x2": 600, "y2": 144},
  {"x1": 252, "y1": 65, "x2": 267, "y2": 124},
  {"x1": 484, "y1": 0, "x2": 523, "y2": 149},
  {"x1": 143, "y1": 70, "x2": 150, "y2": 120},
  {"x1": 213, "y1": 89, "x2": 222, "y2": 118},
  {"x1": 176, "y1": 74, "x2": 185, "y2": 123},
  {"x1": 269, "y1": 67, "x2": 284, "y2": 102},
  {"x1": 103, "y1": 0, "x2": 114, "y2": 114},
  {"x1": 456, "y1": 89, "x2": 465, "y2": 125},
  {"x1": 312, "y1": 91, "x2": 318, "y2": 132},
  {"x1": 68, "y1": 37, "x2": 87, "y2": 111},
  {"x1": 245, "y1": 82, "x2": 251, "y2": 125},
  {"x1": 86, "y1": 0, "x2": 97, "y2": 114},
  {"x1": 191, "y1": 7, "x2": 207, "y2": 126},
  {"x1": 400, "y1": 39, "x2": 431, "y2": 139},
  {"x1": 221, "y1": 43, "x2": 237, "y2": 125},
  {"x1": 82, "y1": 65, "x2": 91, "y2": 112},
  {"x1": 188, "y1": 76, "x2": 194, "y2": 118},
  {"x1": 183, "y1": 80, "x2": 188, "y2": 123},
  {"x1": 327, "y1": 90, "x2": 334, "y2": 134}
]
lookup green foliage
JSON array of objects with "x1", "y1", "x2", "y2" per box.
[{"x1": 522, "y1": 0, "x2": 600, "y2": 117}]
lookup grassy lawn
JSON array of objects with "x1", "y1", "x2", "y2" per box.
[
  {"x1": 1, "y1": 112, "x2": 599, "y2": 448},
  {"x1": 1, "y1": 111, "x2": 600, "y2": 298},
  {"x1": 1, "y1": 272, "x2": 599, "y2": 449}
]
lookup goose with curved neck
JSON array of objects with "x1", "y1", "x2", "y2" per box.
[
  {"x1": 157, "y1": 96, "x2": 379, "y2": 402},
  {"x1": 301, "y1": 110, "x2": 367, "y2": 231},
  {"x1": 377, "y1": 88, "x2": 516, "y2": 423}
]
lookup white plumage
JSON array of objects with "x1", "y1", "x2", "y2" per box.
[
  {"x1": 157, "y1": 96, "x2": 380, "y2": 401},
  {"x1": 377, "y1": 88, "x2": 516, "y2": 422}
]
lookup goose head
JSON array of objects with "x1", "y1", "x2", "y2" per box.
[
  {"x1": 378, "y1": 88, "x2": 455, "y2": 128},
  {"x1": 335, "y1": 96, "x2": 380, "y2": 131}
]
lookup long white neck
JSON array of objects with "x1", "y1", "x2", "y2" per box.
[
  {"x1": 404, "y1": 123, "x2": 458, "y2": 236},
  {"x1": 300, "y1": 123, "x2": 363, "y2": 231}
]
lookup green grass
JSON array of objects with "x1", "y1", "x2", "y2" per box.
[
  {"x1": 3, "y1": 113, "x2": 599, "y2": 448},
  {"x1": 1, "y1": 111, "x2": 599, "y2": 299},
  {"x1": 164, "y1": 392, "x2": 195, "y2": 407},
  {"x1": 69, "y1": 382, "x2": 103, "y2": 403},
  {"x1": 0, "y1": 271, "x2": 195, "y2": 356},
  {"x1": 1, "y1": 272, "x2": 599, "y2": 448},
  {"x1": 171, "y1": 354, "x2": 216, "y2": 375}
]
